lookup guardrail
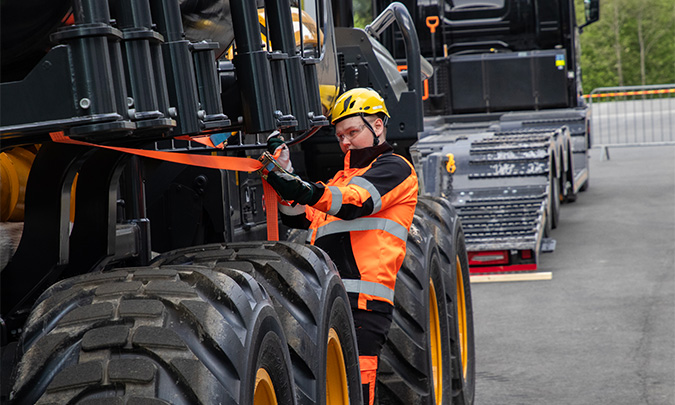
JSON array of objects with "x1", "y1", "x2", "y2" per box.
[{"x1": 584, "y1": 84, "x2": 675, "y2": 159}]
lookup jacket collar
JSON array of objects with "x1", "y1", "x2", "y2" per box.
[{"x1": 344, "y1": 142, "x2": 393, "y2": 170}]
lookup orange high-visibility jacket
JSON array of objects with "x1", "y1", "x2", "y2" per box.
[{"x1": 281, "y1": 142, "x2": 418, "y2": 312}]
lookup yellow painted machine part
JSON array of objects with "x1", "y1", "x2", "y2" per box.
[
  {"x1": 456, "y1": 256, "x2": 469, "y2": 379},
  {"x1": 325, "y1": 327, "x2": 349, "y2": 405},
  {"x1": 429, "y1": 279, "x2": 443, "y2": 405},
  {"x1": 0, "y1": 147, "x2": 36, "y2": 222},
  {"x1": 254, "y1": 368, "x2": 278, "y2": 405},
  {"x1": 229, "y1": 7, "x2": 338, "y2": 118},
  {"x1": 0, "y1": 147, "x2": 77, "y2": 223},
  {"x1": 257, "y1": 7, "x2": 324, "y2": 50}
]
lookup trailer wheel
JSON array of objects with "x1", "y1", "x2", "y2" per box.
[
  {"x1": 377, "y1": 197, "x2": 474, "y2": 405},
  {"x1": 7, "y1": 266, "x2": 295, "y2": 405},
  {"x1": 546, "y1": 165, "x2": 561, "y2": 230},
  {"x1": 561, "y1": 153, "x2": 578, "y2": 203},
  {"x1": 579, "y1": 165, "x2": 590, "y2": 192},
  {"x1": 561, "y1": 175, "x2": 578, "y2": 204},
  {"x1": 153, "y1": 241, "x2": 362, "y2": 405}
]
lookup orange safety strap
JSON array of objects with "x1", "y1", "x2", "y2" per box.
[
  {"x1": 175, "y1": 135, "x2": 218, "y2": 149},
  {"x1": 49, "y1": 131, "x2": 281, "y2": 241},
  {"x1": 261, "y1": 142, "x2": 286, "y2": 240},
  {"x1": 262, "y1": 180, "x2": 279, "y2": 240}
]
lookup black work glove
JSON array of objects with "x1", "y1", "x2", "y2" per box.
[
  {"x1": 267, "y1": 135, "x2": 285, "y2": 153},
  {"x1": 266, "y1": 134, "x2": 293, "y2": 172},
  {"x1": 266, "y1": 170, "x2": 321, "y2": 205}
]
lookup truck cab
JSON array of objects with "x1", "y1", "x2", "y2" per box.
[{"x1": 370, "y1": 0, "x2": 599, "y2": 273}]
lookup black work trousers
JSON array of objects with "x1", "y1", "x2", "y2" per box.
[{"x1": 352, "y1": 308, "x2": 393, "y2": 405}]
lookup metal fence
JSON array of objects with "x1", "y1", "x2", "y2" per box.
[{"x1": 586, "y1": 84, "x2": 675, "y2": 159}]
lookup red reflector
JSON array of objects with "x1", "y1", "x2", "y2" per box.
[
  {"x1": 469, "y1": 263, "x2": 537, "y2": 274},
  {"x1": 468, "y1": 251, "x2": 509, "y2": 266},
  {"x1": 521, "y1": 250, "x2": 533, "y2": 260}
]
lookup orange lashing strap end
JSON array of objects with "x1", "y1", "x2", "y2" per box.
[{"x1": 49, "y1": 131, "x2": 281, "y2": 241}]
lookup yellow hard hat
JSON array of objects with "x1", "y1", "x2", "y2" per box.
[{"x1": 330, "y1": 88, "x2": 390, "y2": 124}]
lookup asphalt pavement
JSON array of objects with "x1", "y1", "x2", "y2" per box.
[{"x1": 471, "y1": 145, "x2": 675, "y2": 404}]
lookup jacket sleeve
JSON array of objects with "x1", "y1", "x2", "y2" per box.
[
  {"x1": 310, "y1": 155, "x2": 418, "y2": 220},
  {"x1": 278, "y1": 203, "x2": 312, "y2": 229}
]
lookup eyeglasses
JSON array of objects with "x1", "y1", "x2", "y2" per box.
[{"x1": 335, "y1": 125, "x2": 367, "y2": 142}]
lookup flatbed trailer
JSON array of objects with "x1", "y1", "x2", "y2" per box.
[{"x1": 413, "y1": 113, "x2": 574, "y2": 272}]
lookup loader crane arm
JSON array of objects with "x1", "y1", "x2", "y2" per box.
[{"x1": 1, "y1": 2, "x2": 475, "y2": 404}]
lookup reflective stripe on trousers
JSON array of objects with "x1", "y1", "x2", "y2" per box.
[
  {"x1": 342, "y1": 279, "x2": 395, "y2": 302},
  {"x1": 307, "y1": 216, "x2": 408, "y2": 244}
]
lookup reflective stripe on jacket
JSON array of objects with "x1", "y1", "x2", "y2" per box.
[{"x1": 282, "y1": 142, "x2": 418, "y2": 312}]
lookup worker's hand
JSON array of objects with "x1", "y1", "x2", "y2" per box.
[
  {"x1": 266, "y1": 170, "x2": 318, "y2": 205},
  {"x1": 267, "y1": 134, "x2": 293, "y2": 172},
  {"x1": 266, "y1": 135, "x2": 284, "y2": 153}
]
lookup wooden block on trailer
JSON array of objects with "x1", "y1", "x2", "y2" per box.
[{"x1": 469, "y1": 272, "x2": 553, "y2": 283}]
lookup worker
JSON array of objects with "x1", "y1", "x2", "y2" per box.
[{"x1": 265, "y1": 87, "x2": 418, "y2": 404}]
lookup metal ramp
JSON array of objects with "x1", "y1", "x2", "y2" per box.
[
  {"x1": 459, "y1": 194, "x2": 545, "y2": 250},
  {"x1": 412, "y1": 127, "x2": 556, "y2": 272}
]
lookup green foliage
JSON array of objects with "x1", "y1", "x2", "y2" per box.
[
  {"x1": 353, "y1": 0, "x2": 372, "y2": 28},
  {"x1": 577, "y1": 0, "x2": 675, "y2": 91}
]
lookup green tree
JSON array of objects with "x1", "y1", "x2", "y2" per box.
[
  {"x1": 577, "y1": 0, "x2": 675, "y2": 91},
  {"x1": 353, "y1": 0, "x2": 372, "y2": 28}
]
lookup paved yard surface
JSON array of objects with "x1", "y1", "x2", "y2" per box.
[{"x1": 471, "y1": 145, "x2": 675, "y2": 405}]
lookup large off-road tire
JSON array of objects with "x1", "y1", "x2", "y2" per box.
[
  {"x1": 447, "y1": 213, "x2": 476, "y2": 405},
  {"x1": 8, "y1": 265, "x2": 296, "y2": 405},
  {"x1": 376, "y1": 196, "x2": 475, "y2": 405},
  {"x1": 152, "y1": 241, "x2": 362, "y2": 405}
]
